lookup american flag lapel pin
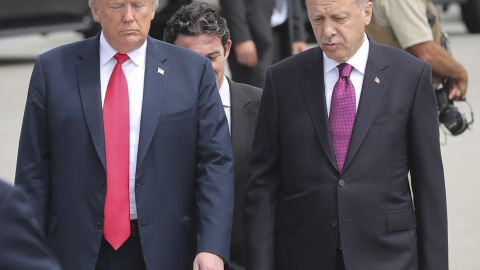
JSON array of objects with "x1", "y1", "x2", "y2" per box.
[
  {"x1": 157, "y1": 67, "x2": 165, "y2": 75},
  {"x1": 374, "y1": 77, "x2": 380, "y2": 85}
]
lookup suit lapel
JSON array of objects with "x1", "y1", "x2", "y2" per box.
[
  {"x1": 229, "y1": 77, "x2": 253, "y2": 151},
  {"x1": 343, "y1": 39, "x2": 390, "y2": 172},
  {"x1": 76, "y1": 35, "x2": 106, "y2": 170},
  {"x1": 301, "y1": 47, "x2": 338, "y2": 170},
  {"x1": 136, "y1": 37, "x2": 169, "y2": 170}
]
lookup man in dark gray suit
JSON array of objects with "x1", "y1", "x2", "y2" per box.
[
  {"x1": 164, "y1": 3, "x2": 262, "y2": 269},
  {"x1": 219, "y1": 0, "x2": 308, "y2": 88},
  {"x1": 0, "y1": 180, "x2": 61, "y2": 270},
  {"x1": 244, "y1": 0, "x2": 448, "y2": 269}
]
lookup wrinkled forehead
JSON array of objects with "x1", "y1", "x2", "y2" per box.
[
  {"x1": 305, "y1": 0, "x2": 360, "y2": 10},
  {"x1": 307, "y1": 0, "x2": 360, "y2": 15},
  {"x1": 90, "y1": 0, "x2": 159, "y2": 8}
]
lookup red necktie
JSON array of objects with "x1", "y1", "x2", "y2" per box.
[
  {"x1": 103, "y1": 53, "x2": 130, "y2": 250},
  {"x1": 329, "y1": 63, "x2": 355, "y2": 172}
]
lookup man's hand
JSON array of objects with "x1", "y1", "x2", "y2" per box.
[
  {"x1": 234, "y1": 40, "x2": 258, "y2": 68},
  {"x1": 410, "y1": 40, "x2": 468, "y2": 100},
  {"x1": 291, "y1": 41, "x2": 308, "y2": 55},
  {"x1": 449, "y1": 76, "x2": 468, "y2": 101},
  {"x1": 193, "y1": 252, "x2": 224, "y2": 270}
]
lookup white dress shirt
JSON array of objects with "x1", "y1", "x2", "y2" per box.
[
  {"x1": 271, "y1": 0, "x2": 288, "y2": 27},
  {"x1": 219, "y1": 75, "x2": 232, "y2": 134},
  {"x1": 324, "y1": 33, "x2": 370, "y2": 116},
  {"x1": 99, "y1": 32, "x2": 146, "y2": 220}
]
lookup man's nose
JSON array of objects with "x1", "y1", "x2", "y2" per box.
[
  {"x1": 123, "y1": 5, "x2": 135, "y2": 22},
  {"x1": 323, "y1": 20, "x2": 337, "y2": 37}
]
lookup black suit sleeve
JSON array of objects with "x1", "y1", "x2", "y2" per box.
[
  {"x1": 219, "y1": 0, "x2": 251, "y2": 44},
  {"x1": 290, "y1": 0, "x2": 307, "y2": 42},
  {"x1": 243, "y1": 67, "x2": 280, "y2": 270},
  {"x1": 408, "y1": 63, "x2": 449, "y2": 270},
  {"x1": 0, "y1": 181, "x2": 61, "y2": 270},
  {"x1": 15, "y1": 56, "x2": 50, "y2": 230}
]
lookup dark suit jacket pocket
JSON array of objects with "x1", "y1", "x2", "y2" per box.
[
  {"x1": 47, "y1": 213, "x2": 58, "y2": 232},
  {"x1": 374, "y1": 114, "x2": 404, "y2": 125},
  {"x1": 276, "y1": 213, "x2": 297, "y2": 233},
  {"x1": 387, "y1": 210, "x2": 417, "y2": 232},
  {"x1": 161, "y1": 108, "x2": 194, "y2": 124}
]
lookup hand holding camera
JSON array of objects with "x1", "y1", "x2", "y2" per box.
[{"x1": 435, "y1": 78, "x2": 474, "y2": 135}]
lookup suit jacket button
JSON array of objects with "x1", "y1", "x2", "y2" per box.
[
  {"x1": 95, "y1": 222, "x2": 102, "y2": 229},
  {"x1": 331, "y1": 220, "x2": 338, "y2": 228},
  {"x1": 338, "y1": 179, "x2": 346, "y2": 187},
  {"x1": 97, "y1": 181, "x2": 105, "y2": 188}
]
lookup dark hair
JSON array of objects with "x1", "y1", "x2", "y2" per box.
[{"x1": 163, "y1": 1, "x2": 230, "y2": 48}]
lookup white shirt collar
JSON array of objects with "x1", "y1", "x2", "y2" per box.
[
  {"x1": 219, "y1": 75, "x2": 231, "y2": 107},
  {"x1": 323, "y1": 33, "x2": 370, "y2": 75},
  {"x1": 99, "y1": 31, "x2": 147, "y2": 68}
]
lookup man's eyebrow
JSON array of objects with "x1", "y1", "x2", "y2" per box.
[{"x1": 205, "y1": 51, "x2": 221, "y2": 57}]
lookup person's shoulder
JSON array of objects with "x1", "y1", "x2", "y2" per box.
[
  {"x1": 0, "y1": 180, "x2": 28, "y2": 214},
  {"x1": 0, "y1": 180, "x2": 14, "y2": 200},
  {"x1": 377, "y1": 42, "x2": 427, "y2": 66},
  {"x1": 371, "y1": 41, "x2": 430, "y2": 77},
  {"x1": 368, "y1": 38, "x2": 425, "y2": 64},
  {"x1": 280, "y1": 46, "x2": 320, "y2": 65},
  {"x1": 40, "y1": 36, "x2": 96, "y2": 59},
  {"x1": 229, "y1": 78, "x2": 263, "y2": 100},
  {"x1": 270, "y1": 46, "x2": 322, "y2": 72}
]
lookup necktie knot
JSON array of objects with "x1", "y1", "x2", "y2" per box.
[
  {"x1": 114, "y1": 53, "x2": 130, "y2": 66},
  {"x1": 338, "y1": 63, "x2": 353, "y2": 78}
]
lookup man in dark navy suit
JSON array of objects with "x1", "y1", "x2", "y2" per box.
[
  {"x1": 0, "y1": 179, "x2": 61, "y2": 270},
  {"x1": 15, "y1": 0, "x2": 234, "y2": 269}
]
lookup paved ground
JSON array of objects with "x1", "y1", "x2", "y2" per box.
[{"x1": 0, "y1": 4, "x2": 478, "y2": 269}]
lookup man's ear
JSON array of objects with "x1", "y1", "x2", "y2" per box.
[
  {"x1": 150, "y1": 6, "x2": 156, "y2": 21},
  {"x1": 224, "y1": 39, "x2": 232, "y2": 60},
  {"x1": 363, "y1": 1, "x2": 373, "y2": 25},
  {"x1": 90, "y1": 5, "x2": 101, "y2": 23}
]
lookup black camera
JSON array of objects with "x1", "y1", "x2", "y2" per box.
[{"x1": 435, "y1": 78, "x2": 468, "y2": 135}]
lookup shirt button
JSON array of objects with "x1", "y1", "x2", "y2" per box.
[
  {"x1": 331, "y1": 220, "x2": 338, "y2": 228},
  {"x1": 97, "y1": 181, "x2": 105, "y2": 188},
  {"x1": 95, "y1": 222, "x2": 103, "y2": 229},
  {"x1": 338, "y1": 179, "x2": 346, "y2": 187}
]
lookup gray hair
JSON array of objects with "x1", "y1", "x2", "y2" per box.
[
  {"x1": 88, "y1": 0, "x2": 160, "y2": 10},
  {"x1": 304, "y1": 0, "x2": 370, "y2": 9},
  {"x1": 358, "y1": 0, "x2": 370, "y2": 17},
  {"x1": 163, "y1": 2, "x2": 230, "y2": 48}
]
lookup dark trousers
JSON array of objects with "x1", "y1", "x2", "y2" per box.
[
  {"x1": 272, "y1": 21, "x2": 292, "y2": 64},
  {"x1": 335, "y1": 248, "x2": 346, "y2": 270},
  {"x1": 95, "y1": 221, "x2": 147, "y2": 270},
  {"x1": 227, "y1": 21, "x2": 291, "y2": 88}
]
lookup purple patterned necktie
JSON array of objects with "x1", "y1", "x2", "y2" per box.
[{"x1": 329, "y1": 63, "x2": 355, "y2": 172}]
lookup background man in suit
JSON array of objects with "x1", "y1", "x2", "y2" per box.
[
  {"x1": 14, "y1": 0, "x2": 234, "y2": 269},
  {"x1": 0, "y1": 179, "x2": 62, "y2": 270},
  {"x1": 164, "y1": 3, "x2": 262, "y2": 269},
  {"x1": 243, "y1": 0, "x2": 448, "y2": 269},
  {"x1": 219, "y1": 0, "x2": 308, "y2": 88}
]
